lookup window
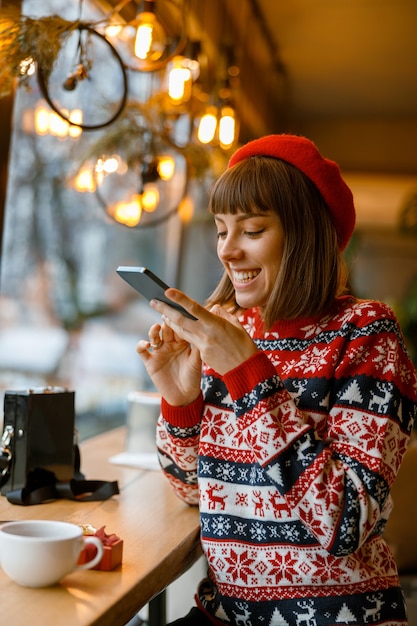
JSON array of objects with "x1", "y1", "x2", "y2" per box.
[{"x1": 0, "y1": 0, "x2": 221, "y2": 438}]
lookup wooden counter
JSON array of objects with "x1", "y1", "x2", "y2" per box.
[{"x1": 0, "y1": 427, "x2": 202, "y2": 626}]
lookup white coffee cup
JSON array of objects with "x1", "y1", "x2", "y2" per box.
[{"x1": 0, "y1": 520, "x2": 104, "y2": 587}]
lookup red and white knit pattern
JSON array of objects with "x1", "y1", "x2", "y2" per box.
[{"x1": 157, "y1": 296, "x2": 417, "y2": 625}]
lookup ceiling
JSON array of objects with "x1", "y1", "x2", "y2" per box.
[
  {"x1": 242, "y1": 0, "x2": 417, "y2": 175},
  {"x1": 251, "y1": 0, "x2": 417, "y2": 225},
  {"x1": 256, "y1": 0, "x2": 417, "y2": 121}
]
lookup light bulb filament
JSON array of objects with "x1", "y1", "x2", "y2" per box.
[{"x1": 133, "y1": 11, "x2": 166, "y2": 62}]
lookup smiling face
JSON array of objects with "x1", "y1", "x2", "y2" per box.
[
  {"x1": 215, "y1": 211, "x2": 285, "y2": 310},
  {"x1": 208, "y1": 156, "x2": 345, "y2": 325}
]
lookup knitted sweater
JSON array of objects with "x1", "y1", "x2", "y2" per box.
[{"x1": 157, "y1": 296, "x2": 417, "y2": 626}]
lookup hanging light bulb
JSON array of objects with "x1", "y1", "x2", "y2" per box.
[
  {"x1": 131, "y1": 0, "x2": 166, "y2": 62},
  {"x1": 166, "y1": 42, "x2": 200, "y2": 104},
  {"x1": 73, "y1": 164, "x2": 96, "y2": 192},
  {"x1": 68, "y1": 109, "x2": 83, "y2": 138},
  {"x1": 168, "y1": 56, "x2": 192, "y2": 103},
  {"x1": 34, "y1": 105, "x2": 49, "y2": 135},
  {"x1": 49, "y1": 110, "x2": 71, "y2": 138},
  {"x1": 105, "y1": 23, "x2": 122, "y2": 39},
  {"x1": 34, "y1": 104, "x2": 83, "y2": 139},
  {"x1": 157, "y1": 155, "x2": 175, "y2": 181},
  {"x1": 110, "y1": 195, "x2": 143, "y2": 227},
  {"x1": 197, "y1": 106, "x2": 218, "y2": 144},
  {"x1": 219, "y1": 106, "x2": 236, "y2": 149},
  {"x1": 141, "y1": 185, "x2": 160, "y2": 212},
  {"x1": 100, "y1": 155, "x2": 120, "y2": 174},
  {"x1": 94, "y1": 155, "x2": 127, "y2": 189}
]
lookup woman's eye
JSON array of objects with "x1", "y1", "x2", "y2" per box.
[
  {"x1": 245, "y1": 229, "x2": 265, "y2": 237},
  {"x1": 216, "y1": 227, "x2": 265, "y2": 239}
]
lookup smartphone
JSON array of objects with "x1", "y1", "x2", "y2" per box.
[{"x1": 116, "y1": 266, "x2": 197, "y2": 320}]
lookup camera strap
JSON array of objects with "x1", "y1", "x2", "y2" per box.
[
  {"x1": 6, "y1": 473, "x2": 120, "y2": 506},
  {"x1": 0, "y1": 425, "x2": 13, "y2": 488},
  {"x1": 0, "y1": 424, "x2": 119, "y2": 506}
]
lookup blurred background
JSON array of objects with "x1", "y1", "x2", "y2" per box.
[{"x1": 1, "y1": 0, "x2": 417, "y2": 439}]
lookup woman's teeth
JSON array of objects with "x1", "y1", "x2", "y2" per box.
[{"x1": 233, "y1": 270, "x2": 260, "y2": 283}]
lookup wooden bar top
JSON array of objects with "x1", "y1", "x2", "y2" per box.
[{"x1": 0, "y1": 427, "x2": 202, "y2": 626}]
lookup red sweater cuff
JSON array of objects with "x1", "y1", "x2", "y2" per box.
[
  {"x1": 223, "y1": 351, "x2": 278, "y2": 401},
  {"x1": 161, "y1": 393, "x2": 204, "y2": 428}
]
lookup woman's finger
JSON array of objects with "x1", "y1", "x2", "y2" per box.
[
  {"x1": 160, "y1": 320, "x2": 176, "y2": 342},
  {"x1": 136, "y1": 338, "x2": 152, "y2": 357},
  {"x1": 153, "y1": 288, "x2": 210, "y2": 323},
  {"x1": 208, "y1": 304, "x2": 241, "y2": 327},
  {"x1": 148, "y1": 323, "x2": 162, "y2": 348}
]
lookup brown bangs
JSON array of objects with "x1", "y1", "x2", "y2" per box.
[{"x1": 209, "y1": 158, "x2": 276, "y2": 216}]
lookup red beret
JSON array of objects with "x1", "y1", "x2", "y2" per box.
[{"x1": 228, "y1": 134, "x2": 355, "y2": 251}]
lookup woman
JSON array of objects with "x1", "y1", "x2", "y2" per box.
[{"x1": 136, "y1": 134, "x2": 417, "y2": 625}]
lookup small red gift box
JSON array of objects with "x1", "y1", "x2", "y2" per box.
[{"x1": 78, "y1": 525, "x2": 123, "y2": 571}]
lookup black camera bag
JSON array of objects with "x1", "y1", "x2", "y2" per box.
[{"x1": 0, "y1": 387, "x2": 119, "y2": 506}]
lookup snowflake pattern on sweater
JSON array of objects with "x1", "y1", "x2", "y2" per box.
[{"x1": 157, "y1": 296, "x2": 417, "y2": 626}]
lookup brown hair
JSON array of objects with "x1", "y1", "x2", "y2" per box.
[{"x1": 206, "y1": 156, "x2": 349, "y2": 327}]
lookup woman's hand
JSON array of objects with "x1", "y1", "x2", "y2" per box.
[
  {"x1": 136, "y1": 319, "x2": 203, "y2": 407},
  {"x1": 149, "y1": 288, "x2": 258, "y2": 376}
]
